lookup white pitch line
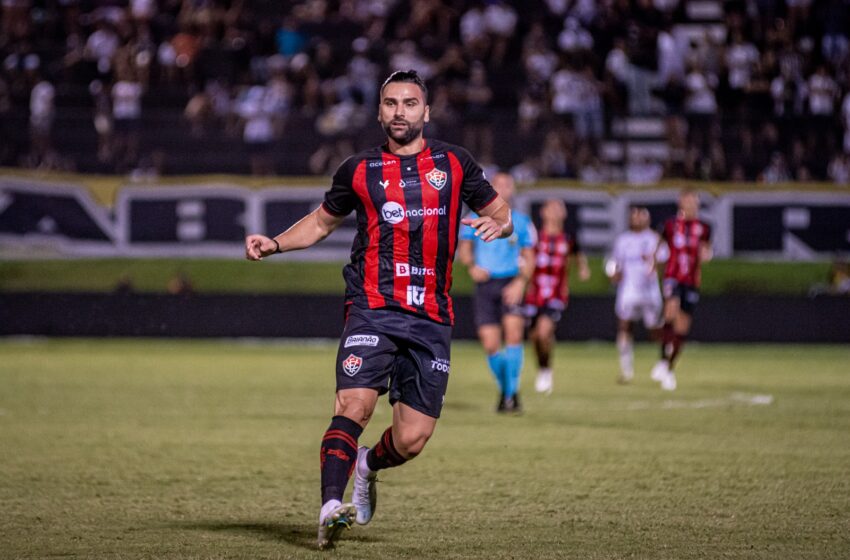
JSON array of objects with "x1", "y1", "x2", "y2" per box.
[{"x1": 625, "y1": 393, "x2": 774, "y2": 411}]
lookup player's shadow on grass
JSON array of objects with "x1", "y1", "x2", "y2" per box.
[{"x1": 179, "y1": 521, "x2": 382, "y2": 549}]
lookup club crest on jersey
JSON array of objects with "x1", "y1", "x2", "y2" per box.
[
  {"x1": 342, "y1": 354, "x2": 363, "y2": 376},
  {"x1": 425, "y1": 168, "x2": 447, "y2": 190}
]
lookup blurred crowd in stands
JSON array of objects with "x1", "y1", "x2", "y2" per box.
[{"x1": 1, "y1": 0, "x2": 850, "y2": 183}]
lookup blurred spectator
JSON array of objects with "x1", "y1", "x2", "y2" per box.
[
  {"x1": 843, "y1": 88, "x2": 850, "y2": 154},
  {"x1": 683, "y1": 62, "x2": 719, "y2": 177},
  {"x1": 167, "y1": 271, "x2": 194, "y2": 296},
  {"x1": 539, "y1": 130, "x2": 571, "y2": 178},
  {"x1": 1, "y1": 1, "x2": 850, "y2": 180},
  {"x1": 462, "y1": 62, "x2": 493, "y2": 164},
  {"x1": 483, "y1": 0, "x2": 517, "y2": 65},
  {"x1": 112, "y1": 66, "x2": 144, "y2": 171},
  {"x1": 28, "y1": 77, "x2": 55, "y2": 167},
  {"x1": 579, "y1": 156, "x2": 607, "y2": 185},
  {"x1": 573, "y1": 66, "x2": 604, "y2": 147},
  {"x1": 90, "y1": 80, "x2": 113, "y2": 164},
  {"x1": 626, "y1": 156, "x2": 664, "y2": 185},
  {"x1": 760, "y1": 152, "x2": 792, "y2": 183},
  {"x1": 828, "y1": 153, "x2": 850, "y2": 185},
  {"x1": 810, "y1": 259, "x2": 850, "y2": 296},
  {"x1": 236, "y1": 84, "x2": 279, "y2": 176},
  {"x1": 557, "y1": 17, "x2": 593, "y2": 54}
]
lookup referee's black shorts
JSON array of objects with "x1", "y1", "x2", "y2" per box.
[{"x1": 473, "y1": 277, "x2": 525, "y2": 328}]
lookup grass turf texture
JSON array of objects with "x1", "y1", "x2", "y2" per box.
[
  {"x1": 0, "y1": 258, "x2": 832, "y2": 296},
  {"x1": 1, "y1": 341, "x2": 848, "y2": 560}
]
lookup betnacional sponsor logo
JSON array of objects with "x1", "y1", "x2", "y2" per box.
[
  {"x1": 381, "y1": 202, "x2": 446, "y2": 224},
  {"x1": 342, "y1": 354, "x2": 363, "y2": 376},
  {"x1": 381, "y1": 201, "x2": 405, "y2": 224},
  {"x1": 395, "y1": 263, "x2": 435, "y2": 277},
  {"x1": 425, "y1": 168, "x2": 447, "y2": 190},
  {"x1": 431, "y1": 358, "x2": 450, "y2": 373},
  {"x1": 344, "y1": 334, "x2": 380, "y2": 348}
]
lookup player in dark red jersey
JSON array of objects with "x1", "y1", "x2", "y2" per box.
[
  {"x1": 650, "y1": 189, "x2": 712, "y2": 390},
  {"x1": 245, "y1": 70, "x2": 513, "y2": 550},
  {"x1": 524, "y1": 199, "x2": 590, "y2": 394}
]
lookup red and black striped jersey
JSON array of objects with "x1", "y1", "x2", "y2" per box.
[
  {"x1": 322, "y1": 139, "x2": 498, "y2": 325},
  {"x1": 524, "y1": 231, "x2": 579, "y2": 307},
  {"x1": 661, "y1": 217, "x2": 711, "y2": 287}
]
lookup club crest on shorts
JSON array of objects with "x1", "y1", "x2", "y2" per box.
[
  {"x1": 425, "y1": 168, "x2": 447, "y2": 190},
  {"x1": 342, "y1": 354, "x2": 363, "y2": 376}
]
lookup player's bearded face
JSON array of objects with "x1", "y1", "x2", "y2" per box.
[{"x1": 379, "y1": 83, "x2": 429, "y2": 146}]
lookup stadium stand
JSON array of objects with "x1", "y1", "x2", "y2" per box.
[{"x1": 1, "y1": 0, "x2": 849, "y2": 181}]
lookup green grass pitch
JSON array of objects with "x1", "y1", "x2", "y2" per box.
[{"x1": 1, "y1": 339, "x2": 848, "y2": 559}]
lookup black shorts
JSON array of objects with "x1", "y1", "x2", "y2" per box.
[
  {"x1": 662, "y1": 279, "x2": 700, "y2": 315},
  {"x1": 524, "y1": 299, "x2": 566, "y2": 325},
  {"x1": 473, "y1": 277, "x2": 524, "y2": 328},
  {"x1": 335, "y1": 306, "x2": 452, "y2": 419}
]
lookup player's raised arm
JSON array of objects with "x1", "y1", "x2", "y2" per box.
[
  {"x1": 245, "y1": 205, "x2": 345, "y2": 261},
  {"x1": 460, "y1": 197, "x2": 513, "y2": 242}
]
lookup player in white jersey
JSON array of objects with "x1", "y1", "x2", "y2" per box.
[{"x1": 606, "y1": 206, "x2": 665, "y2": 383}]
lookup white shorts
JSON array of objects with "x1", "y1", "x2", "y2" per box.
[{"x1": 615, "y1": 292, "x2": 662, "y2": 328}]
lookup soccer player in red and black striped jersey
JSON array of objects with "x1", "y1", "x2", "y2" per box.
[
  {"x1": 650, "y1": 189, "x2": 712, "y2": 390},
  {"x1": 245, "y1": 70, "x2": 513, "y2": 550},
  {"x1": 524, "y1": 199, "x2": 590, "y2": 394}
]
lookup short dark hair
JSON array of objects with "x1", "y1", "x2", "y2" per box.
[{"x1": 381, "y1": 70, "x2": 428, "y2": 100}]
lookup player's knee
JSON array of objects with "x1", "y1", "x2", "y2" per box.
[
  {"x1": 394, "y1": 428, "x2": 432, "y2": 458},
  {"x1": 334, "y1": 397, "x2": 374, "y2": 425}
]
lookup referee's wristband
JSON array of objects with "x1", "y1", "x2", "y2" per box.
[{"x1": 272, "y1": 238, "x2": 281, "y2": 254}]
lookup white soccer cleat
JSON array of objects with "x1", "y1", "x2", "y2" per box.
[
  {"x1": 317, "y1": 500, "x2": 357, "y2": 550},
  {"x1": 617, "y1": 369, "x2": 634, "y2": 385},
  {"x1": 661, "y1": 370, "x2": 677, "y2": 391},
  {"x1": 352, "y1": 446, "x2": 377, "y2": 525},
  {"x1": 534, "y1": 369, "x2": 553, "y2": 394},
  {"x1": 651, "y1": 360, "x2": 669, "y2": 382}
]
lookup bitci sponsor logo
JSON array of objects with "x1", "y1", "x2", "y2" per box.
[
  {"x1": 344, "y1": 334, "x2": 380, "y2": 348},
  {"x1": 395, "y1": 263, "x2": 435, "y2": 277}
]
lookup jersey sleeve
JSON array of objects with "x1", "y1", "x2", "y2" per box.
[
  {"x1": 322, "y1": 157, "x2": 359, "y2": 217},
  {"x1": 456, "y1": 148, "x2": 498, "y2": 212}
]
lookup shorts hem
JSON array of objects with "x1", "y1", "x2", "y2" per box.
[
  {"x1": 390, "y1": 395, "x2": 441, "y2": 419},
  {"x1": 335, "y1": 384, "x2": 388, "y2": 396}
]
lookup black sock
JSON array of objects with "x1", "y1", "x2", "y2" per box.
[
  {"x1": 661, "y1": 322, "x2": 674, "y2": 360},
  {"x1": 366, "y1": 427, "x2": 408, "y2": 471},
  {"x1": 320, "y1": 415, "x2": 363, "y2": 504},
  {"x1": 669, "y1": 333, "x2": 686, "y2": 368}
]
